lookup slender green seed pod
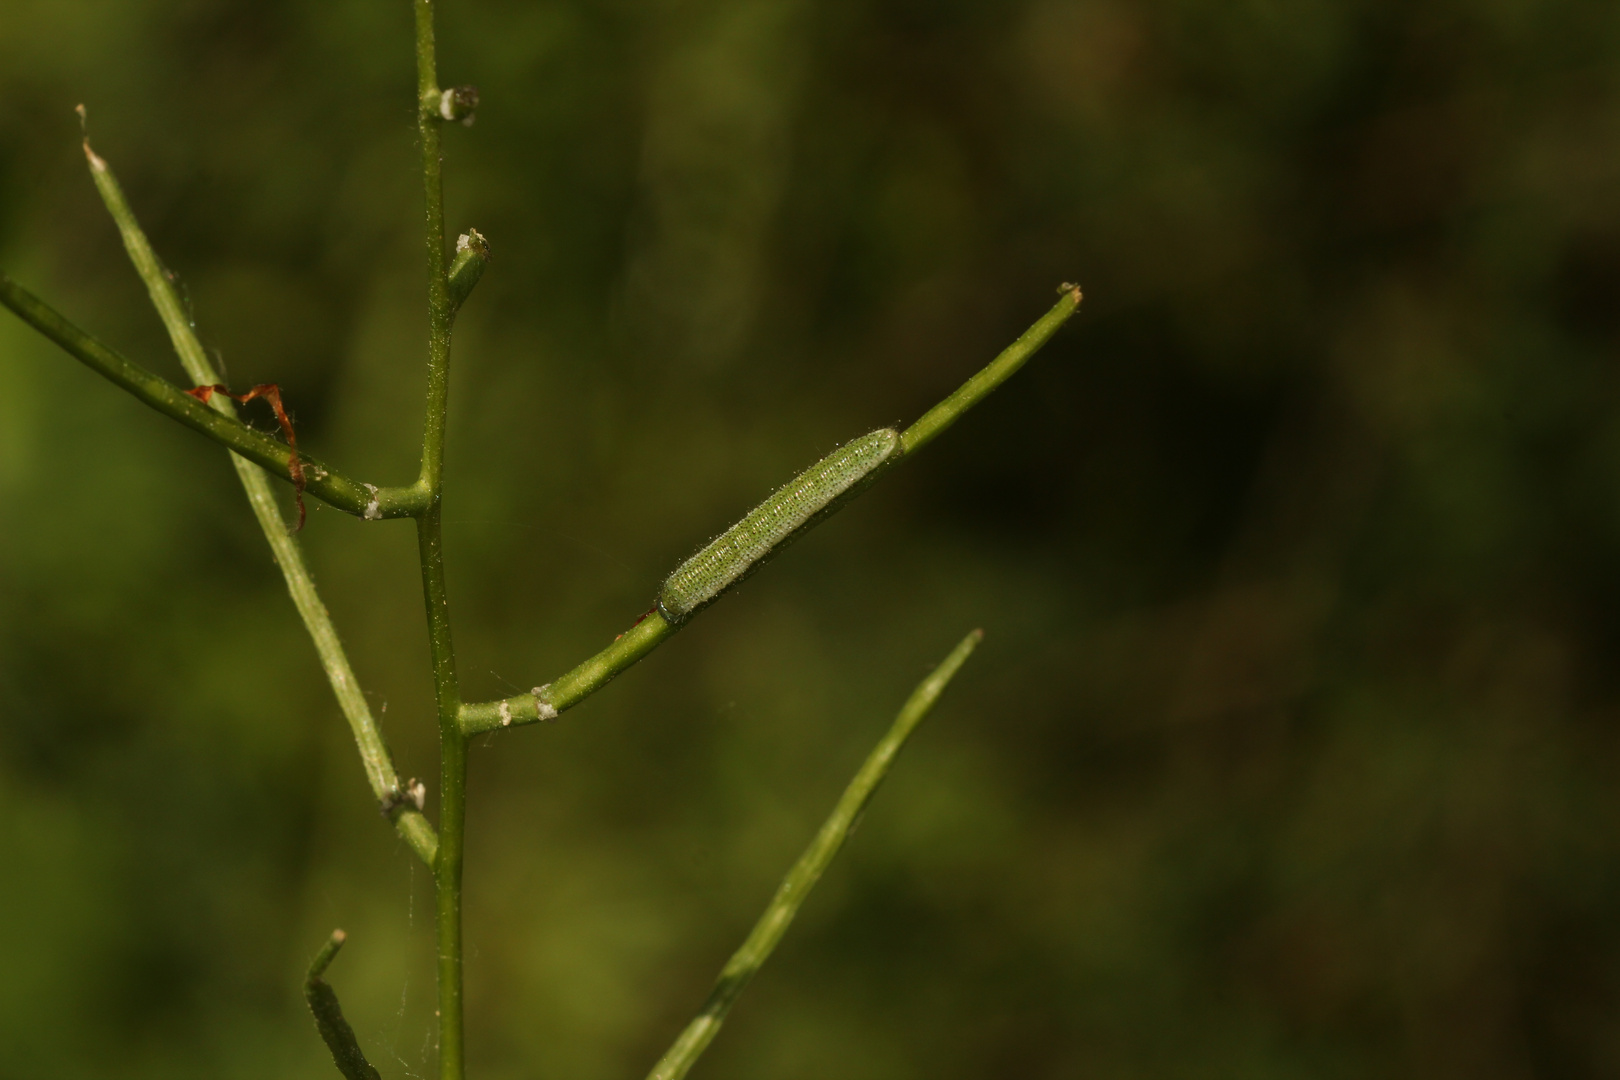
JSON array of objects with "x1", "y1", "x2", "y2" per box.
[
  {"x1": 658, "y1": 428, "x2": 902, "y2": 621},
  {"x1": 304, "y1": 930, "x2": 382, "y2": 1080}
]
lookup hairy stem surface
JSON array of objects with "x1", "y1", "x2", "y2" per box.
[
  {"x1": 646, "y1": 629, "x2": 984, "y2": 1080},
  {"x1": 416, "y1": 0, "x2": 454, "y2": 493},
  {"x1": 421, "y1": 499, "x2": 465, "y2": 1080},
  {"x1": 413, "y1": 2, "x2": 467, "y2": 1076}
]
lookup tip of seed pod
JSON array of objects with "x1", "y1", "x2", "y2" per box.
[
  {"x1": 970, "y1": 628, "x2": 985, "y2": 642},
  {"x1": 1058, "y1": 282, "x2": 1082, "y2": 304},
  {"x1": 456, "y1": 228, "x2": 490, "y2": 259},
  {"x1": 330, "y1": 929, "x2": 347, "y2": 945},
  {"x1": 74, "y1": 105, "x2": 107, "y2": 171}
]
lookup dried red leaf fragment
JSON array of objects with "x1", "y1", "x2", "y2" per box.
[{"x1": 188, "y1": 382, "x2": 307, "y2": 531}]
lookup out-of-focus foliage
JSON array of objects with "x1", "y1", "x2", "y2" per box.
[{"x1": 3, "y1": 0, "x2": 1620, "y2": 1076}]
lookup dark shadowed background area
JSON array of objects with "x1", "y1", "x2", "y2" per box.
[{"x1": 4, "y1": 0, "x2": 1620, "y2": 1077}]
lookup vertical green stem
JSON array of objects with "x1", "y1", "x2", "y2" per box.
[
  {"x1": 416, "y1": 0, "x2": 453, "y2": 492},
  {"x1": 414, "y1": 3, "x2": 465, "y2": 1078},
  {"x1": 420, "y1": 499, "x2": 465, "y2": 1080}
]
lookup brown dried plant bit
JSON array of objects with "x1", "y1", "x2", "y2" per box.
[{"x1": 187, "y1": 382, "x2": 307, "y2": 531}]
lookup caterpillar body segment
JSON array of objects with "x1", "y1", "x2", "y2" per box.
[{"x1": 657, "y1": 428, "x2": 903, "y2": 622}]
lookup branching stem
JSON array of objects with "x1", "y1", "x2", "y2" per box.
[
  {"x1": 60, "y1": 133, "x2": 438, "y2": 866},
  {"x1": 0, "y1": 274, "x2": 426, "y2": 519},
  {"x1": 460, "y1": 288, "x2": 1080, "y2": 737},
  {"x1": 0, "y1": 5, "x2": 1079, "y2": 1071},
  {"x1": 412, "y1": 3, "x2": 468, "y2": 1078},
  {"x1": 416, "y1": 0, "x2": 454, "y2": 494}
]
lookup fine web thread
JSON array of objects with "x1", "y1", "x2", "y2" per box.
[
  {"x1": 658, "y1": 428, "x2": 900, "y2": 619},
  {"x1": 388, "y1": 861, "x2": 425, "y2": 1080}
]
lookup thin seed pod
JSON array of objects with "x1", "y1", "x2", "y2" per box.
[
  {"x1": 304, "y1": 930, "x2": 383, "y2": 1080},
  {"x1": 657, "y1": 428, "x2": 901, "y2": 622},
  {"x1": 645, "y1": 629, "x2": 984, "y2": 1080}
]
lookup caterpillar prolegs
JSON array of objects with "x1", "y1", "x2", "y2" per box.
[{"x1": 657, "y1": 428, "x2": 902, "y2": 622}]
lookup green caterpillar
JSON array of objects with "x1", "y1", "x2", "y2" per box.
[{"x1": 658, "y1": 428, "x2": 902, "y2": 622}]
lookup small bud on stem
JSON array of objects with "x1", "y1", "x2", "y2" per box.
[
  {"x1": 438, "y1": 85, "x2": 479, "y2": 125},
  {"x1": 448, "y1": 229, "x2": 490, "y2": 312}
]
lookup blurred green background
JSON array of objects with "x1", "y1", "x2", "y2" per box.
[{"x1": 3, "y1": 0, "x2": 1620, "y2": 1076}]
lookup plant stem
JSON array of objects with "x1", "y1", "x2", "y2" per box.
[
  {"x1": 459, "y1": 615, "x2": 674, "y2": 735},
  {"x1": 305, "y1": 930, "x2": 385, "y2": 1080},
  {"x1": 416, "y1": 0, "x2": 453, "y2": 493},
  {"x1": 412, "y1": 3, "x2": 467, "y2": 1077},
  {"x1": 256, "y1": 459, "x2": 436, "y2": 866},
  {"x1": 461, "y1": 288, "x2": 1080, "y2": 735},
  {"x1": 901, "y1": 284, "x2": 1081, "y2": 455},
  {"x1": 66, "y1": 136, "x2": 438, "y2": 864},
  {"x1": 0, "y1": 273, "x2": 423, "y2": 519},
  {"x1": 646, "y1": 629, "x2": 984, "y2": 1080},
  {"x1": 421, "y1": 499, "x2": 466, "y2": 1080}
]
